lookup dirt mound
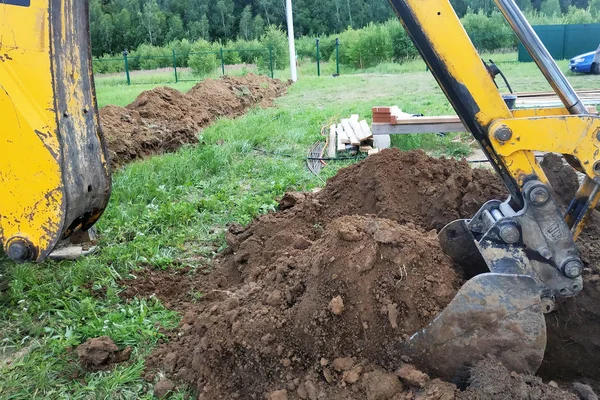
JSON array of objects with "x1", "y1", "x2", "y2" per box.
[
  {"x1": 459, "y1": 358, "x2": 578, "y2": 400},
  {"x1": 99, "y1": 74, "x2": 289, "y2": 168},
  {"x1": 76, "y1": 336, "x2": 132, "y2": 371},
  {"x1": 316, "y1": 149, "x2": 506, "y2": 231},
  {"x1": 127, "y1": 149, "x2": 600, "y2": 398}
]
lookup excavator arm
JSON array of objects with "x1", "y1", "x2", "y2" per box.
[
  {"x1": 0, "y1": 0, "x2": 111, "y2": 263},
  {"x1": 388, "y1": 0, "x2": 600, "y2": 382}
]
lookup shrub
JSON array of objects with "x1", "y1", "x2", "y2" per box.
[
  {"x1": 189, "y1": 39, "x2": 219, "y2": 76},
  {"x1": 347, "y1": 23, "x2": 394, "y2": 69},
  {"x1": 258, "y1": 25, "x2": 288, "y2": 71},
  {"x1": 383, "y1": 19, "x2": 419, "y2": 61},
  {"x1": 133, "y1": 43, "x2": 172, "y2": 70},
  {"x1": 169, "y1": 39, "x2": 192, "y2": 67},
  {"x1": 93, "y1": 54, "x2": 125, "y2": 74},
  {"x1": 232, "y1": 39, "x2": 263, "y2": 64},
  {"x1": 461, "y1": 11, "x2": 517, "y2": 51}
]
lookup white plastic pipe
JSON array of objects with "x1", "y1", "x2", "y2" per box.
[{"x1": 285, "y1": 0, "x2": 298, "y2": 82}]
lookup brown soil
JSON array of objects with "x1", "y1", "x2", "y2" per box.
[
  {"x1": 99, "y1": 74, "x2": 289, "y2": 168},
  {"x1": 76, "y1": 336, "x2": 132, "y2": 371},
  {"x1": 119, "y1": 149, "x2": 600, "y2": 399}
]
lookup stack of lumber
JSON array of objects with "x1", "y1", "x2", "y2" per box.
[{"x1": 327, "y1": 114, "x2": 379, "y2": 158}]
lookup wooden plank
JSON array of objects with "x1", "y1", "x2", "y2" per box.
[
  {"x1": 372, "y1": 122, "x2": 467, "y2": 135},
  {"x1": 368, "y1": 148, "x2": 380, "y2": 155},
  {"x1": 350, "y1": 119, "x2": 370, "y2": 142},
  {"x1": 336, "y1": 125, "x2": 347, "y2": 152},
  {"x1": 359, "y1": 120, "x2": 373, "y2": 141},
  {"x1": 359, "y1": 145, "x2": 373, "y2": 152},
  {"x1": 341, "y1": 119, "x2": 360, "y2": 145},
  {"x1": 338, "y1": 123, "x2": 350, "y2": 144},
  {"x1": 350, "y1": 114, "x2": 360, "y2": 122},
  {"x1": 393, "y1": 115, "x2": 461, "y2": 125},
  {"x1": 328, "y1": 125, "x2": 336, "y2": 158}
]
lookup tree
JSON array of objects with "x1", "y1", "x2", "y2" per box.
[
  {"x1": 590, "y1": 0, "x2": 600, "y2": 16},
  {"x1": 239, "y1": 5, "x2": 253, "y2": 40},
  {"x1": 139, "y1": 0, "x2": 165, "y2": 45},
  {"x1": 252, "y1": 15, "x2": 266, "y2": 40},
  {"x1": 214, "y1": 0, "x2": 235, "y2": 39},
  {"x1": 166, "y1": 14, "x2": 185, "y2": 42},
  {"x1": 540, "y1": 0, "x2": 561, "y2": 15},
  {"x1": 515, "y1": 0, "x2": 534, "y2": 11}
]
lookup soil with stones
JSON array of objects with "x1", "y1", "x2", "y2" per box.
[
  {"x1": 99, "y1": 74, "x2": 289, "y2": 168},
  {"x1": 119, "y1": 149, "x2": 600, "y2": 399}
]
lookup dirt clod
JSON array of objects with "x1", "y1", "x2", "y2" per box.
[
  {"x1": 328, "y1": 295, "x2": 345, "y2": 315},
  {"x1": 573, "y1": 382, "x2": 599, "y2": 400},
  {"x1": 153, "y1": 378, "x2": 175, "y2": 399},
  {"x1": 362, "y1": 370, "x2": 404, "y2": 400},
  {"x1": 268, "y1": 389, "x2": 288, "y2": 400},
  {"x1": 459, "y1": 358, "x2": 578, "y2": 399},
  {"x1": 100, "y1": 74, "x2": 289, "y2": 168},
  {"x1": 396, "y1": 364, "x2": 429, "y2": 388},
  {"x1": 76, "y1": 336, "x2": 131, "y2": 371}
]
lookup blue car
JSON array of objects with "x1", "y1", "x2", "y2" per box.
[{"x1": 569, "y1": 46, "x2": 600, "y2": 74}]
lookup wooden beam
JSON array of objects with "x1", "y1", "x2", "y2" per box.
[
  {"x1": 328, "y1": 125, "x2": 336, "y2": 158},
  {"x1": 336, "y1": 125, "x2": 347, "y2": 152}
]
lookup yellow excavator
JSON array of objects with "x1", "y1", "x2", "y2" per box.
[{"x1": 2, "y1": 0, "x2": 599, "y2": 384}]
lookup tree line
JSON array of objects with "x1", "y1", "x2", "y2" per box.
[{"x1": 90, "y1": 0, "x2": 600, "y2": 57}]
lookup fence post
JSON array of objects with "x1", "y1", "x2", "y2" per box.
[
  {"x1": 335, "y1": 38, "x2": 340, "y2": 76},
  {"x1": 220, "y1": 47, "x2": 225, "y2": 76},
  {"x1": 316, "y1": 38, "x2": 321, "y2": 77},
  {"x1": 172, "y1": 49, "x2": 178, "y2": 83},
  {"x1": 269, "y1": 46, "x2": 274, "y2": 78},
  {"x1": 123, "y1": 50, "x2": 131, "y2": 86}
]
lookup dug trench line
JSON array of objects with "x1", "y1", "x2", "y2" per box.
[
  {"x1": 99, "y1": 74, "x2": 290, "y2": 169},
  {"x1": 118, "y1": 149, "x2": 600, "y2": 399}
]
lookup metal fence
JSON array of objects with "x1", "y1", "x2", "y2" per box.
[
  {"x1": 518, "y1": 23, "x2": 600, "y2": 61},
  {"x1": 93, "y1": 47, "x2": 274, "y2": 85}
]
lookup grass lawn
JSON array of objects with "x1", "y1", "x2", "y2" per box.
[{"x1": 1, "y1": 61, "x2": 597, "y2": 399}]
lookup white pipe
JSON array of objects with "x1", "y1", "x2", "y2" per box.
[{"x1": 285, "y1": 0, "x2": 298, "y2": 82}]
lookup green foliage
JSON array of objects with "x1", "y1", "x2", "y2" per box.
[
  {"x1": 591, "y1": 0, "x2": 600, "y2": 16},
  {"x1": 189, "y1": 40, "x2": 220, "y2": 76},
  {"x1": 563, "y1": 5, "x2": 595, "y2": 22},
  {"x1": 383, "y1": 19, "x2": 419, "y2": 61},
  {"x1": 132, "y1": 44, "x2": 171, "y2": 70},
  {"x1": 93, "y1": 54, "x2": 125, "y2": 74},
  {"x1": 461, "y1": 11, "x2": 518, "y2": 51},
  {"x1": 257, "y1": 25, "x2": 288, "y2": 71},
  {"x1": 541, "y1": 0, "x2": 562, "y2": 16},
  {"x1": 346, "y1": 23, "x2": 394, "y2": 69}
]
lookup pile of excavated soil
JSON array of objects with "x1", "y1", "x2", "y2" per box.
[
  {"x1": 99, "y1": 74, "x2": 289, "y2": 168},
  {"x1": 122, "y1": 149, "x2": 600, "y2": 399}
]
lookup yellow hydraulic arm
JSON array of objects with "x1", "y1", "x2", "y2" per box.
[
  {"x1": 388, "y1": 0, "x2": 600, "y2": 382},
  {"x1": 0, "y1": 0, "x2": 111, "y2": 263}
]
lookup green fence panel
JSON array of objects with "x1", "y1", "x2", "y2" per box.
[
  {"x1": 518, "y1": 23, "x2": 600, "y2": 62},
  {"x1": 518, "y1": 25, "x2": 565, "y2": 62},
  {"x1": 564, "y1": 24, "x2": 600, "y2": 59}
]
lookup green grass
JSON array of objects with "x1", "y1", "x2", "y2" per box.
[{"x1": 1, "y1": 60, "x2": 597, "y2": 399}]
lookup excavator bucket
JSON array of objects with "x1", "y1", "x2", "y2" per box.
[
  {"x1": 404, "y1": 272, "x2": 546, "y2": 383},
  {"x1": 0, "y1": 0, "x2": 111, "y2": 263}
]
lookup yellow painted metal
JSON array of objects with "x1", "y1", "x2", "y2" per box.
[
  {"x1": 396, "y1": 0, "x2": 551, "y2": 194},
  {"x1": 0, "y1": 1, "x2": 65, "y2": 260},
  {"x1": 399, "y1": 0, "x2": 513, "y2": 127},
  {"x1": 490, "y1": 116, "x2": 600, "y2": 183}
]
